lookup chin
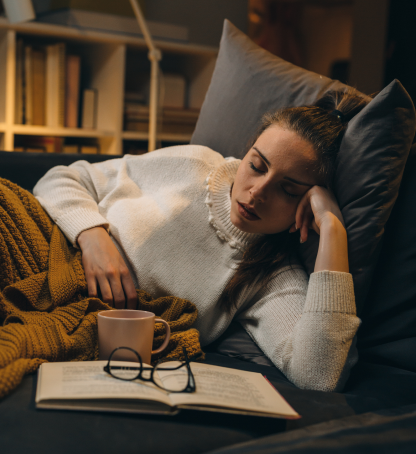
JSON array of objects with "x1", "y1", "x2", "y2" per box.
[{"x1": 230, "y1": 212, "x2": 261, "y2": 234}]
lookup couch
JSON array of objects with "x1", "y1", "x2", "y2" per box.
[{"x1": 0, "y1": 140, "x2": 416, "y2": 454}]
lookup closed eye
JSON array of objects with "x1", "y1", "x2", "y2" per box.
[
  {"x1": 250, "y1": 161, "x2": 300, "y2": 198},
  {"x1": 282, "y1": 187, "x2": 300, "y2": 198},
  {"x1": 249, "y1": 161, "x2": 264, "y2": 173}
]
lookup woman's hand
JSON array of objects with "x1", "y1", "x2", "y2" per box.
[
  {"x1": 289, "y1": 186, "x2": 345, "y2": 243},
  {"x1": 77, "y1": 226, "x2": 137, "y2": 309},
  {"x1": 289, "y1": 186, "x2": 349, "y2": 273}
]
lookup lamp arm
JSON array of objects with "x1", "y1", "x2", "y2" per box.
[{"x1": 128, "y1": 0, "x2": 162, "y2": 152}]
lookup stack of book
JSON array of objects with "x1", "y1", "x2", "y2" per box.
[
  {"x1": 15, "y1": 40, "x2": 97, "y2": 130},
  {"x1": 14, "y1": 136, "x2": 100, "y2": 154},
  {"x1": 14, "y1": 135, "x2": 64, "y2": 153},
  {"x1": 124, "y1": 103, "x2": 199, "y2": 135}
]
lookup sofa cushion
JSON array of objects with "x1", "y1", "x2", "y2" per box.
[
  {"x1": 0, "y1": 151, "x2": 113, "y2": 192},
  {"x1": 357, "y1": 143, "x2": 416, "y2": 371},
  {"x1": 191, "y1": 20, "x2": 415, "y2": 315}
]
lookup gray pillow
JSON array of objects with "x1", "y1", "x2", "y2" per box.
[{"x1": 191, "y1": 20, "x2": 415, "y2": 314}]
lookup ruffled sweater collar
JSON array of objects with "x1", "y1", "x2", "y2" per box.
[{"x1": 205, "y1": 158, "x2": 262, "y2": 251}]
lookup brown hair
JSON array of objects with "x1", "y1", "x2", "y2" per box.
[{"x1": 218, "y1": 88, "x2": 369, "y2": 313}]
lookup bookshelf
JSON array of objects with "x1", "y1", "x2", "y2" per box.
[{"x1": 0, "y1": 18, "x2": 217, "y2": 155}]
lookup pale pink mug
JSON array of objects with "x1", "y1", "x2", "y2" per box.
[{"x1": 97, "y1": 310, "x2": 171, "y2": 364}]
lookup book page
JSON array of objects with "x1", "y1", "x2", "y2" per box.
[
  {"x1": 161, "y1": 363, "x2": 299, "y2": 418},
  {"x1": 36, "y1": 361, "x2": 172, "y2": 407}
]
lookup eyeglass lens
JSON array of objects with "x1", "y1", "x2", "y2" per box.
[
  {"x1": 107, "y1": 347, "x2": 192, "y2": 392},
  {"x1": 154, "y1": 360, "x2": 190, "y2": 392}
]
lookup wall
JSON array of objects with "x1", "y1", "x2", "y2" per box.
[
  {"x1": 301, "y1": 4, "x2": 353, "y2": 78},
  {"x1": 145, "y1": 0, "x2": 248, "y2": 47},
  {"x1": 350, "y1": 0, "x2": 390, "y2": 94},
  {"x1": 32, "y1": 0, "x2": 248, "y2": 47}
]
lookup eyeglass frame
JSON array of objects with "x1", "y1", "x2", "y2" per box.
[{"x1": 103, "y1": 346, "x2": 201, "y2": 393}]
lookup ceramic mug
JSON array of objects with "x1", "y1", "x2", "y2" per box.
[{"x1": 97, "y1": 310, "x2": 171, "y2": 364}]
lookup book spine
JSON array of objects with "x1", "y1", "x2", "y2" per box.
[
  {"x1": 82, "y1": 89, "x2": 97, "y2": 129},
  {"x1": 24, "y1": 45, "x2": 33, "y2": 125},
  {"x1": 32, "y1": 49, "x2": 46, "y2": 126},
  {"x1": 46, "y1": 43, "x2": 66, "y2": 127},
  {"x1": 15, "y1": 39, "x2": 24, "y2": 124},
  {"x1": 57, "y1": 42, "x2": 66, "y2": 128},
  {"x1": 65, "y1": 54, "x2": 81, "y2": 128},
  {"x1": 45, "y1": 44, "x2": 57, "y2": 127}
]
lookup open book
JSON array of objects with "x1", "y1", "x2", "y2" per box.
[{"x1": 36, "y1": 361, "x2": 300, "y2": 419}]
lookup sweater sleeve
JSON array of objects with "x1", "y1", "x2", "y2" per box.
[
  {"x1": 33, "y1": 159, "x2": 120, "y2": 246},
  {"x1": 237, "y1": 268, "x2": 361, "y2": 392}
]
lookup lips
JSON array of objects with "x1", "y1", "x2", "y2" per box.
[{"x1": 237, "y1": 202, "x2": 261, "y2": 221}]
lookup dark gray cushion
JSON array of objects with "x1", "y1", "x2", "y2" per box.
[
  {"x1": 358, "y1": 143, "x2": 416, "y2": 371},
  {"x1": 191, "y1": 20, "x2": 415, "y2": 315},
  {"x1": 192, "y1": 20, "x2": 355, "y2": 159},
  {"x1": 300, "y1": 79, "x2": 416, "y2": 313}
]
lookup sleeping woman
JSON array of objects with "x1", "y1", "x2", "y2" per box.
[{"x1": 33, "y1": 89, "x2": 367, "y2": 393}]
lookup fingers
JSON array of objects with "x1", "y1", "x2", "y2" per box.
[
  {"x1": 121, "y1": 269, "x2": 138, "y2": 310},
  {"x1": 90, "y1": 268, "x2": 137, "y2": 309},
  {"x1": 108, "y1": 273, "x2": 128, "y2": 310},
  {"x1": 86, "y1": 274, "x2": 99, "y2": 299},
  {"x1": 292, "y1": 189, "x2": 321, "y2": 243},
  {"x1": 97, "y1": 274, "x2": 116, "y2": 307},
  {"x1": 300, "y1": 205, "x2": 313, "y2": 243},
  {"x1": 294, "y1": 191, "x2": 313, "y2": 243},
  {"x1": 79, "y1": 229, "x2": 137, "y2": 308}
]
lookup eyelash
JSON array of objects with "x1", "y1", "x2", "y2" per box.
[{"x1": 248, "y1": 161, "x2": 300, "y2": 199}]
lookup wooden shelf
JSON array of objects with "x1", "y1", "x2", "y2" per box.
[
  {"x1": 12, "y1": 125, "x2": 115, "y2": 138},
  {"x1": 0, "y1": 19, "x2": 216, "y2": 154},
  {"x1": 0, "y1": 18, "x2": 218, "y2": 56},
  {"x1": 122, "y1": 131, "x2": 192, "y2": 142}
]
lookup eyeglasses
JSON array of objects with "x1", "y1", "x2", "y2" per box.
[{"x1": 103, "y1": 346, "x2": 201, "y2": 393}]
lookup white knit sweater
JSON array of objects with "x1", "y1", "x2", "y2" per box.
[{"x1": 33, "y1": 145, "x2": 361, "y2": 392}]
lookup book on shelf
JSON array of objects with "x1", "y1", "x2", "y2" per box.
[
  {"x1": 14, "y1": 136, "x2": 64, "y2": 153},
  {"x1": 35, "y1": 360, "x2": 300, "y2": 419},
  {"x1": 80, "y1": 145, "x2": 99, "y2": 154},
  {"x1": 65, "y1": 54, "x2": 81, "y2": 128},
  {"x1": 46, "y1": 42, "x2": 66, "y2": 127},
  {"x1": 82, "y1": 89, "x2": 98, "y2": 129},
  {"x1": 124, "y1": 104, "x2": 199, "y2": 135},
  {"x1": 62, "y1": 138, "x2": 100, "y2": 154},
  {"x1": 22, "y1": 46, "x2": 46, "y2": 126},
  {"x1": 15, "y1": 39, "x2": 85, "y2": 129},
  {"x1": 32, "y1": 48, "x2": 46, "y2": 126},
  {"x1": 62, "y1": 144, "x2": 79, "y2": 154},
  {"x1": 24, "y1": 45, "x2": 33, "y2": 125},
  {"x1": 15, "y1": 39, "x2": 24, "y2": 124}
]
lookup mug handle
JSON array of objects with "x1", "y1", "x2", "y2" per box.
[{"x1": 151, "y1": 319, "x2": 171, "y2": 355}]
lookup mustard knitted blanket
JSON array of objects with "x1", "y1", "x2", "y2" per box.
[{"x1": 0, "y1": 178, "x2": 203, "y2": 400}]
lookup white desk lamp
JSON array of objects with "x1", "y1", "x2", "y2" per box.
[{"x1": 129, "y1": 0, "x2": 162, "y2": 152}]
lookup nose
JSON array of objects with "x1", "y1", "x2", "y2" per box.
[{"x1": 249, "y1": 181, "x2": 268, "y2": 203}]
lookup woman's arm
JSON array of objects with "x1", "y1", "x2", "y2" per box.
[
  {"x1": 33, "y1": 160, "x2": 137, "y2": 308},
  {"x1": 237, "y1": 267, "x2": 360, "y2": 392},
  {"x1": 314, "y1": 215, "x2": 349, "y2": 273},
  {"x1": 33, "y1": 161, "x2": 111, "y2": 246}
]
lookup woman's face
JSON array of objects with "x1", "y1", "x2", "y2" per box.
[{"x1": 230, "y1": 124, "x2": 322, "y2": 235}]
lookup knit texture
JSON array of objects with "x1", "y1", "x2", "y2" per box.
[
  {"x1": 0, "y1": 178, "x2": 202, "y2": 400},
  {"x1": 34, "y1": 145, "x2": 361, "y2": 392}
]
